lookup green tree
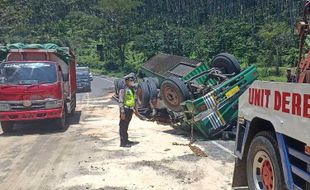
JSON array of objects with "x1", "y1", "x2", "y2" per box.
[
  {"x1": 0, "y1": 0, "x2": 304, "y2": 81},
  {"x1": 258, "y1": 22, "x2": 295, "y2": 75},
  {"x1": 98, "y1": 0, "x2": 143, "y2": 69}
]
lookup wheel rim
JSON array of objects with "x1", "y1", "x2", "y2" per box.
[
  {"x1": 163, "y1": 86, "x2": 180, "y2": 106},
  {"x1": 252, "y1": 151, "x2": 275, "y2": 190}
]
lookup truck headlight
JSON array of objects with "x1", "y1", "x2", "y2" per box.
[
  {"x1": 0, "y1": 103, "x2": 10, "y2": 111},
  {"x1": 45, "y1": 100, "x2": 63, "y2": 109}
]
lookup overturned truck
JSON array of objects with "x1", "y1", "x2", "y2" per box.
[{"x1": 115, "y1": 53, "x2": 258, "y2": 138}]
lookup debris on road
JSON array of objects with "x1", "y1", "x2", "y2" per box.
[
  {"x1": 0, "y1": 90, "x2": 235, "y2": 190},
  {"x1": 172, "y1": 142, "x2": 208, "y2": 158}
]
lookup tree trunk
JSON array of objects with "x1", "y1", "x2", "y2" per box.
[
  {"x1": 275, "y1": 47, "x2": 280, "y2": 76},
  {"x1": 119, "y1": 44, "x2": 126, "y2": 66}
]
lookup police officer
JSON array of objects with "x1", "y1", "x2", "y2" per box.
[{"x1": 118, "y1": 73, "x2": 138, "y2": 147}]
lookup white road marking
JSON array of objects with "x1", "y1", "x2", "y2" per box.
[
  {"x1": 79, "y1": 99, "x2": 110, "y2": 104},
  {"x1": 211, "y1": 141, "x2": 237, "y2": 158},
  {"x1": 95, "y1": 76, "x2": 114, "y2": 84},
  {"x1": 232, "y1": 187, "x2": 249, "y2": 190}
]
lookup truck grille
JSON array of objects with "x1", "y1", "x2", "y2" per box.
[{"x1": 9, "y1": 102, "x2": 46, "y2": 111}]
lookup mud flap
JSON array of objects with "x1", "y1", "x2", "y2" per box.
[
  {"x1": 66, "y1": 102, "x2": 71, "y2": 114},
  {"x1": 232, "y1": 157, "x2": 248, "y2": 188}
]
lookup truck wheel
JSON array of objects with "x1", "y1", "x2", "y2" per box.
[
  {"x1": 160, "y1": 77, "x2": 190, "y2": 112},
  {"x1": 117, "y1": 80, "x2": 125, "y2": 93},
  {"x1": 145, "y1": 78, "x2": 159, "y2": 100},
  {"x1": 55, "y1": 110, "x2": 67, "y2": 130},
  {"x1": 137, "y1": 82, "x2": 150, "y2": 108},
  {"x1": 114, "y1": 79, "x2": 125, "y2": 95},
  {"x1": 144, "y1": 77, "x2": 160, "y2": 89},
  {"x1": 114, "y1": 79, "x2": 119, "y2": 95},
  {"x1": 247, "y1": 131, "x2": 284, "y2": 190},
  {"x1": 211, "y1": 53, "x2": 241, "y2": 75},
  {"x1": 1, "y1": 121, "x2": 13, "y2": 133}
]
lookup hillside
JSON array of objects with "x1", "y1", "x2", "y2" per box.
[{"x1": 0, "y1": 0, "x2": 305, "y2": 80}]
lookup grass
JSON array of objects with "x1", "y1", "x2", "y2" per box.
[
  {"x1": 259, "y1": 75, "x2": 287, "y2": 82},
  {"x1": 89, "y1": 68, "x2": 102, "y2": 75},
  {"x1": 257, "y1": 66, "x2": 290, "y2": 82}
]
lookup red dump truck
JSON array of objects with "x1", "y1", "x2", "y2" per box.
[{"x1": 0, "y1": 44, "x2": 77, "y2": 133}]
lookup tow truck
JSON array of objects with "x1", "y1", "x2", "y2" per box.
[{"x1": 232, "y1": 2, "x2": 310, "y2": 189}]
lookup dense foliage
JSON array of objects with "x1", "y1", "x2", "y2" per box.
[{"x1": 0, "y1": 0, "x2": 305, "y2": 79}]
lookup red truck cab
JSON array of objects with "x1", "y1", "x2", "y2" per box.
[{"x1": 0, "y1": 45, "x2": 77, "y2": 133}]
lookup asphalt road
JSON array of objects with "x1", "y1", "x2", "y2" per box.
[
  {"x1": 77, "y1": 75, "x2": 115, "y2": 101},
  {"x1": 0, "y1": 75, "x2": 116, "y2": 190},
  {"x1": 77, "y1": 75, "x2": 237, "y2": 160},
  {"x1": 0, "y1": 75, "x2": 237, "y2": 190}
]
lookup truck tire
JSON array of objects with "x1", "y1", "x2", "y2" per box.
[
  {"x1": 145, "y1": 78, "x2": 159, "y2": 100},
  {"x1": 160, "y1": 77, "x2": 190, "y2": 112},
  {"x1": 211, "y1": 53, "x2": 241, "y2": 75},
  {"x1": 55, "y1": 110, "x2": 67, "y2": 130},
  {"x1": 246, "y1": 131, "x2": 284, "y2": 190},
  {"x1": 1, "y1": 121, "x2": 13, "y2": 133},
  {"x1": 118, "y1": 79, "x2": 125, "y2": 92},
  {"x1": 144, "y1": 77, "x2": 160, "y2": 89},
  {"x1": 137, "y1": 82, "x2": 150, "y2": 108},
  {"x1": 114, "y1": 79, "x2": 119, "y2": 95},
  {"x1": 114, "y1": 79, "x2": 125, "y2": 95}
]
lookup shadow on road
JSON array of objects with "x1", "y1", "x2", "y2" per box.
[
  {"x1": 0, "y1": 111, "x2": 82, "y2": 136},
  {"x1": 162, "y1": 125, "x2": 236, "y2": 163},
  {"x1": 163, "y1": 125, "x2": 236, "y2": 141},
  {"x1": 68, "y1": 111, "x2": 82, "y2": 125},
  {"x1": 162, "y1": 128, "x2": 190, "y2": 138}
]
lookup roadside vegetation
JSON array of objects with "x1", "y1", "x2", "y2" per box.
[{"x1": 0, "y1": 0, "x2": 304, "y2": 81}]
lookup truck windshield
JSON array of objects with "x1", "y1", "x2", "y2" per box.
[{"x1": 0, "y1": 62, "x2": 57, "y2": 85}]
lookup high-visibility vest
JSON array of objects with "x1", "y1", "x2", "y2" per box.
[{"x1": 124, "y1": 88, "x2": 135, "y2": 107}]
